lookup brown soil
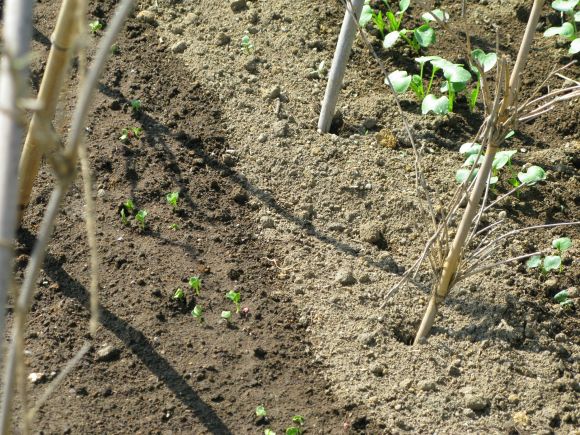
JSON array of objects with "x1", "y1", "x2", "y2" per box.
[{"x1": 5, "y1": 0, "x2": 579, "y2": 434}]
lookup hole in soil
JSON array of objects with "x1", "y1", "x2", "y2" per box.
[
  {"x1": 352, "y1": 416, "x2": 370, "y2": 430},
  {"x1": 393, "y1": 327, "x2": 415, "y2": 346}
]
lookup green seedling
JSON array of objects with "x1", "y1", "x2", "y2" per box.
[
  {"x1": 110, "y1": 43, "x2": 120, "y2": 54},
  {"x1": 189, "y1": 276, "x2": 202, "y2": 296},
  {"x1": 256, "y1": 405, "x2": 267, "y2": 418},
  {"x1": 469, "y1": 48, "x2": 498, "y2": 111},
  {"x1": 241, "y1": 35, "x2": 254, "y2": 54},
  {"x1": 191, "y1": 305, "x2": 204, "y2": 323},
  {"x1": 554, "y1": 289, "x2": 575, "y2": 309},
  {"x1": 285, "y1": 428, "x2": 301, "y2": 435},
  {"x1": 527, "y1": 237, "x2": 572, "y2": 274},
  {"x1": 166, "y1": 191, "x2": 179, "y2": 208},
  {"x1": 226, "y1": 290, "x2": 241, "y2": 313},
  {"x1": 131, "y1": 99, "x2": 142, "y2": 112},
  {"x1": 135, "y1": 209, "x2": 148, "y2": 230},
  {"x1": 120, "y1": 208, "x2": 129, "y2": 225},
  {"x1": 169, "y1": 223, "x2": 179, "y2": 231},
  {"x1": 173, "y1": 288, "x2": 185, "y2": 300},
  {"x1": 388, "y1": 56, "x2": 471, "y2": 114},
  {"x1": 221, "y1": 311, "x2": 233, "y2": 322},
  {"x1": 124, "y1": 199, "x2": 135, "y2": 213},
  {"x1": 119, "y1": 127, "x2": 143, "y2": 142},
  {"x1": 264, "y1": 430, "x2": 276, "y2": 435},
  {"x1": 89, "y1": 20, "x2": 103, "y2": 34},
  {"x1": 455, "y1": 144, "x2": 518, "y2": 185},
  {"x1": 543, "y1": 0, "x2": 580, "y2": 54},
  {"x1": 120, "y1": 199, "x2": 135, "y2": 225}
]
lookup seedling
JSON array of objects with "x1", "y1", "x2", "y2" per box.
[
  {"x1": 221, "y1": 311, "x2": 233, "y2": 322},
  {"x1": 543, "y1": 0, "x2": 580, "y2": 54},
  {"x1": 135, "y1": 209, "x2": 148, "y2": 230},
  {"x1": 169, "y1": 223, "x2": 179, "y2": 231},
  {"x1": 119, "y1": 127, "x2": 143, "y2": 142},
  {"x1": 130, "y1": 99, "x2": 142, "y2": 112},
  {"x1": 110, "y1": 43, "x2": 120, "y2": 54},
  {"x1": 526, "y1": 237, "x2": 572, "y2": 274},
  {"x1": 89, "y1": 20, "x2": 103, "y2": 34},
  {"x1": 455, "y1": 144, "x2": 518, "y2": 185},
  {"x1": 226, "y1": 290, "x2": 241, "y2": 313},
  {"x1": 191, "y1": 305, "x2": 204, "y2": 323},
  {"x1": 120, "y1": 209, "x2": 129, "y2": 225},
  {"x1": 120, "y1": 199, "x2": 135, "y2": 225},
  {"x1": 264, "y1": 430, "x2": 276, "y2": 435},
  {"x1": 554, "y1": 289, "x2": 575, "y2": 309},
  {"x1": 241, "y1": 35, "x2": 254, "y2": 54},
  {"x1": 166, "y1": 191, "x2": 179, "y2": 208},
  {"x1": 173, "y1": 288, "x2": 185, "y2": 300},
  {"x1": 124, "y1": 199, "x2": 135, "y2": 213},
  {"x1": 188, "y1": 276, "x2": 202, "y2": 296},
  {"x1": 469, "y1": 48, "x2": 498, "y2": 111},
  {"x1": 256, "y1": 405, "x2": 267, "y2": 418}
]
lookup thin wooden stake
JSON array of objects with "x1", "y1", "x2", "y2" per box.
[{"x1": 318, "y1": 0, "x2": 364, "y2": 133}]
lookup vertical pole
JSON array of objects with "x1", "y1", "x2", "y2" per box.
[
  {"x1": 0, "y1": 0, "x2": 34, "y2": 365},
  {"x1": 318, "y1": 0, "x2": 365, "y2": 133}
]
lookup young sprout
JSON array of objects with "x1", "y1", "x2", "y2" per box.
[
  {"x1": 469, "y1": 48, "x2": 497, "y2": 111},
  {"x1": 554, "y1": 289, "x2": 575, "y2": 309},
  {"x1": 166, "y1": 191, "x2": 179, "y2": 208},
  {"x1": 169, "y1": 223, "x2": 179, "y2": 231},
  {"x1": 241, "y1": 35, "x2": 254, "y2": 54},
  {"x1": 226, "y1": 290, "x2": 241, "y2": 313},
  {"x1": 120, "y1": 209, "x2": 129, "y2": 225},
  {"x1": 131, "y1": 99, "x2": 142, "y2": 112},
  {"x1": 110, "y1": 43, "x2": 120, "y2": 54},
  {"x1": 89, "y1": 20, "x2": 103, "y2": 34},
  {"x1": 526, "y1": 237, "x2": 572, "y2": 274},
  {"x1": 119, "y1": 127, "x2": 143, "y2": 142},
  {"x1": 124, "y1": 199, "x2": 135, "y2": 213},
  {"x1": 188, "y1": 276, "x2": 202, "y2": 296},
  {"x1": 264, "y1": 430, "x2": 276, "y2": 435},
  {"x1": 135, "y1": 209, "x2": 148, "y2": 230},
  {"x1": 221, "y1": 310, "x2": 233, "y2": 322},
  {"x1": 173, "y1": 288, "x2": 185, "y2": 300},
  {"x1": 120, "y1": 199, "x2": 135, "y2": 225},
  {"x1": 256, "y1": 405, "x2": 267, "y2": 418},
  {"x1": 543, "y1": 0, "x2": 580, "y2": 54},
  {"x1": 292, "y1": 416, "x2": 305, "y2": 426},
  {"x1": 191, "y1": 305, "x2": 204, "y2": 323}
]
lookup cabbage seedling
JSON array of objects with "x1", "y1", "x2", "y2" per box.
[
  {"x1": 173, "y1": 288, "x2": 185, "y2": 300},
  {"x1": 131, "y1": 99, "x2": 142, "y2": 112},
  {"x1": 119, "y1": 127, "x2": 142, "y2": 142},
  {"x1": 189, "y1": 276, "x2": 202, "y2": 296},
  {"x1": 256, "y1": 405, "x2": 267, "y2": 418},
  {"x1": 241, "y1": 35, "x2": 254, "y2": 54},
  {"x1": 191, "y1": 305, "x2": 204, "y2": 323},
  {"x1": 226, "y1": 290, "x2": 241, "y2": 313},
  {"x1": 543, "y1": 0, "x2": 580, "y2": 54},
  {"x1": 135, "y1": 209, "x2": 148, "y2": 230},
  {"x1": 526, "y1": 237, "x2": 572, "y2": 274},
  {"x1": 120, "y1": 199, "x2": 135, "y2": 225},
  {"x1": 166, "y1": 191, "x2": 179, "y2": 208},
  {"x1": 554, "y1": 289, "x2": 575, "y2": 308},
  {"x1": 89, "y1": 20, "x2": 103, "y2": 34},
  {"x1": 264, "y1": 430, "x2": 276, "y2": 435},
  {"x1": 469, "y1": 48, "x2": 497, "y2": 111},
  {"x1": 221, "y1": 311, "x2": 232, "y2": 322}
]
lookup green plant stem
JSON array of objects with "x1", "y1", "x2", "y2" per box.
[{"x1": 426, "y1": 66, "x2": 438, "y2": 95}]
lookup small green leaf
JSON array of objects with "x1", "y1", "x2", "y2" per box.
[
  {"x1": 383, "y1": 30, "x2": 401, "y2": 48},
  {"x1": 463, "y1": 153, "x2": 482, "y2": 166},
  {"x1": 560, "y1": 299, "x2": 575, "y2": 308},
  {"x1": 387, "y1": 70, "x2": 412, "y2": 93},
  {"x1": 188, "y1": 276, "x2": 202, "y2": 295},
  {"x1": 575, "y1": 10, "x2": 580, "y2": 21},
  {"x1": 544, "y1": 22, "x2": 575, "y2": 39},
  {"x1": 505, "y1": 130, "x2": 515, "y2": 139},
  {"x1": 570, "y1": 38, "x2": 580, "y2": 54},
  {"x1": 471, "y1": 49, "x2": 497, "y2": 73},
  {"x1": 414, "y1": 23, "x2": 435, "y2": 47},
  {"x1": 459, "y1": 142, "x2": 482, "y2": 155},
  {"x1": 399, "y1": 0, "x2": 410, "y2": 13},
  {"x1": 256, "y1": 405, "x2": 267, "y2": 417},
  {"x1": 443, "y1": 65, "x2": 472, "y2": 84},
  {"x1": 551, "y1": 0, "x2": 579, "y2": 12},
  {"x1": 553, "y1": 289, "x2": 569, "y2": 303},
  {"x1": 192, "y1": 305, "x2": 204, "y2": 322},
  {"x1": 552, "y1": 237, "x2": 572, "y2": 252},
  {"x1": 543, "y1": 255, "x2": 562, "y2": 273},
  {"x1": 517, "y1": 165, "x2": 546, "y2": 185},
  {"x1": 292, "y1": 415, "x2": 305, "y2": 425},
  {"x1": 421, "y1": 9, "x2": 450, "y2": 22},
  {"x1": 221, "y1": 310, "x2": 232, "y2": 321},
  {"x1": 359, "y1": 4, "x2": 373, "y2": 27},
  {"x1": 455, "y1": 167, "x2": 478, "y2": 183},
  {"x1": 173, "y1": 288, "x2": 185, "y2": 300},
  {"x1": 422, "y1": 94, "x2": 449, "y2": 115},
  {"x1": 264, "y1": 430, "x2": 277, "y2": 435},
  {"x1": 285, "y1": 428, "x2": 300, "y2": 435},
  {"x1": 492, "y1": 150, "x2": 517, "y2": 171},
  {"x1": 415, "y1": 55, "x2": 441, "y2": 65},
  {"x1": 526, "y1": 255, "x2": 542, "y2": 269}
]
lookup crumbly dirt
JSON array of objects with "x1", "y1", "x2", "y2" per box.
[{"x1": 5, "y1": 0, "x2": 580, "y2": 433}]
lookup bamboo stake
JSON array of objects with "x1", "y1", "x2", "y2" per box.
[
  {"x1": 413, "y1": 0, "x2": 545, "y2": 344},
  {"x1": 17, "y1": 0, "x2": 81, "y2": 217},
  {"x1": 318, "y1": 0, "x2": 364, "y2": 133},
  {"x1": 0, "y1": 0, "x2": 34, "y2": 368}
]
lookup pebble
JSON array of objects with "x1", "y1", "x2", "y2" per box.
[
  {"x1": 215, "y1": 33, "x2": 231, "y2": 46},
  {"x1": 363, "y1": 117, "x2": 378, "y2": 130},
  {"x1": 28, "y1": 372, "x2": 45, "y2": 384},
  {"x1": 544, "y1": 277, "x2": 559, "y2": 291},
  {"x1": 96, "y1": 345, "x2": 121, "y2": 362},
  {"x1": 371, "y1": 364, "x2": 384, "y2": 377},
  {"x1": 259, "y1": 215, "x2": 275, "y2": 229},
  {"x1": 273, "y1": 121, "x2": 289, "y2": 138},
  {"x1": 447, "y1": 365, "x2": 461, "y2": 377},
  {"x1": 358, "y1": 331, "x2": 376, "y2": 346},
  {"x1": 97, "y1": 188, "x2": 106, "y2": 198},
  {"x1": 359, "y1": 222, "x2": 384, "y2": 246},
  {"x1": 230, "y1": 0, "x2": 247, "y2": 12},
  {"x1": 335, "y1": 268, "x2": 356, "y2": 286},
  {"x1": 171, "y1": 41, "x2": 188, "y2": 54},
  {"x1": 257, "y1": 133, "x2": 268, "y2": 143},
  {"x1": 465, "y1": 394, "x2": 489, "y2": 411},
  {"x1": 263, "y1": 85, "x2": 281, "y2": 100},
  {"x1": 136, "y1": 10, "x2": 157, "y2": 25},
  {"x1": 418, "y1": 380, "x2": 437, "y2": 392}
]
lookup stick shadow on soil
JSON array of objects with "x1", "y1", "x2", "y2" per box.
[{"x1": 18, "y1": 228, "x2": 233, "y2": 435}]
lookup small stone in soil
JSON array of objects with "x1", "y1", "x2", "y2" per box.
[
  {"x1": 230, "y1": 0, "x2": 247, "y2": 12},
  {"x1": 259, "y1": 215, "x2": 275, "y2": 229},
  {"x1": 28, "y1": 372, "x2": 45, "y2": 384},
  {"x1": 171, "y1": 41, "x2": 188, "y2": 54},
  {"x1": 136, "y1": 10, "x2": 157, "y2": 25},
  {"x1": 96, "y1": 345, "x2": 121, "y2": 362},
  {"x1": 371, "y1": 364, "x2": 384, "y2": 377},
  {"x1": 273, "y1": 121, "x2": 289, "y2": 138},
  {"x1": 465, "y1": 394, "x2": 489, "y2": 411},
  {"x1": 359, "y1": 222, "x2": 385, "y2": 246},
  {"x1": 335, "y1": 268, "x2": 356, "y2": 286}
]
